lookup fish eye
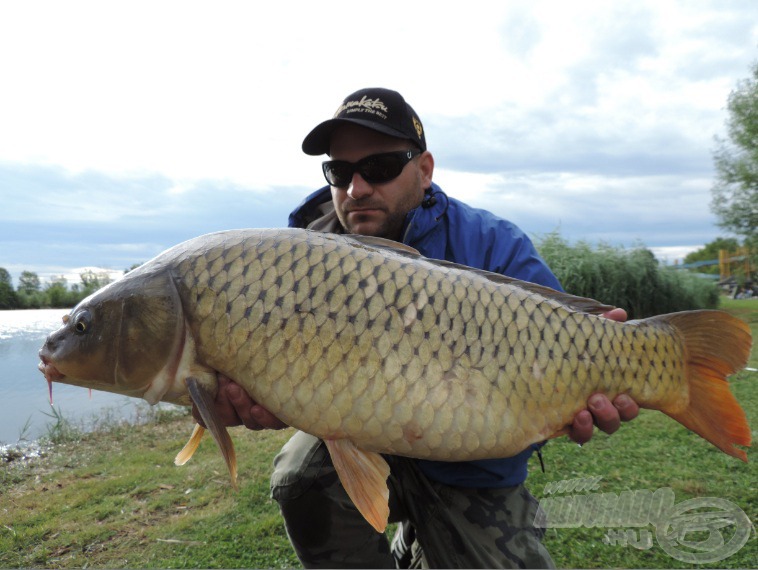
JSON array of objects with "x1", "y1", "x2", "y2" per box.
[{"x1": 73, "y1": 310, "x2": 92, "y2": 334}]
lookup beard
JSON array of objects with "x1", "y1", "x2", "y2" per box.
[{"x1": 341, "y1": 207, "x2": 409, "y2": 241}]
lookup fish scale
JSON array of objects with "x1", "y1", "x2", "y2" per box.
[{"x1": 38, "y1": 227, "x2": 751, "y2": 533}]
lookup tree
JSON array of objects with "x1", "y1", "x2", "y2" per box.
[
  {"x1": 17, "y1": 271, "x2": 41, "y2": 294},
  {"x1": 45, "y1": 281, "x2": 70, "y2": 308},
  {"x1": 80, "y1": 270, "x2": 112, "y2": 295},
  {"x1": 711, "y1": 61, "x2": 758, "y2": 242},
  {"x1": 0, "y1": 267, "x2": 19, "y2": 309}
]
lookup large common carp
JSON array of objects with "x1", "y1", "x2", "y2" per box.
[{"x1": 38, "y1": 228, "x2": 752, "y2": 532}]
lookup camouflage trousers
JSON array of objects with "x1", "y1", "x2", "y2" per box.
[{"x1": 270, "y1": 431, "x2": 554, "y2": 569}]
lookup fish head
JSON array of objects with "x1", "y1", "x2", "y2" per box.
[{"x1": 38, "y1": 268, "x2": 187, "y2": 404}]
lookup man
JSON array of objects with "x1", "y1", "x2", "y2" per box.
[{"x1": 196, "y1": 88, "x2": 639, "y2": 568}]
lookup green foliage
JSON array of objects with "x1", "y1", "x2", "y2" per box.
[
  {"x1": 44, "y1": 281, "x2": 70, "y2": 308},
  {"x1": 50, "y1": 283, "x2": 90, "y2": 308},
  {"x1": 16, "y1": 289, "x2": 46, "y2": 309},
  {"x1": 17, "y1": 271, "x2": 41, "y2": 294},
  {"x1": 0, "y1": 267, "x2": 20, "y2": 308},
  {"x1": 40, "y1": 406, "x2": 84, "y2": 446},
  {"x1": 1, "y1": 269, "x2": 113, "y2": 310},
  {"x1": 536, "y1": 232, "x2": 719, "y2": 319},
  {"x1": 684, "y1": 237, "x2": 740, "y2": 264},
  {"x1": 0, "y1": 281, "x2": 20, "y2": 309},
  {"x1": 711, "y1": 61, "x2": 758, "y2": 241}
]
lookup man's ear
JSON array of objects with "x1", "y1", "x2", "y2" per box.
[{"x1": 419, "y1": 151, "x2": 434, "y2": 188}]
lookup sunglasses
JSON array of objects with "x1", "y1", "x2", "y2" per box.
[{"x1": 322, "y1": 149, "x2": 422, "y2": 188}]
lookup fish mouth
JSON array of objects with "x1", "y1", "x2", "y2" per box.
[{"x1": 38, "y1": 355, "x2": 65, "y2": 383}]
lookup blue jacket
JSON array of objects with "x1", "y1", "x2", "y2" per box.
[{"x1": 288, "y1": 182, "x2": 564, "y2": 487}]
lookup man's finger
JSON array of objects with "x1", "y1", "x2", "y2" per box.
[
  {"x1": 613, "y1": 394, "x2": 640, "y2": 422},
  {"x1": 569, "y1": 410, "x2": 595, "y2": 445},
  {"x1": 588, "y1": 393, "x2": 621, "y2": 434},
  {"x1": 602, "y1": 308, "x2": 628, "y2": 322}
]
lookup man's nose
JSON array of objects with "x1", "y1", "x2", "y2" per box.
[{"x1": 347, "y1": 173, "x2": 373, "y2": 200}]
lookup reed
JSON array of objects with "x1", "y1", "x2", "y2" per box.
[{"x1": 537, "y1": 232, "x2": 719, "y2": 319}]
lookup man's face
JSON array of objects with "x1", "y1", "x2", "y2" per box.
[{"x1": 328, "y1": 124, "x2": 433, "y2": 241}]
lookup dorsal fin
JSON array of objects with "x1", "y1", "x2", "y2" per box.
[{"x1": 344, "y1": 235, "x2": 615, "y2": 316}]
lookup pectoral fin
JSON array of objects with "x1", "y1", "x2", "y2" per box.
[
  {"x1": 174, "y1": 423, "x2": 206, "y2": 466},
  {"x1": 185, "y1": 377, "x2": 238, "y2": 489},
  {"x1": 324, "y1": 439, "x2": 390, "y2": 533}
]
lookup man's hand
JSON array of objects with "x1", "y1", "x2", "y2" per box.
[
  {"x1": 191, "y1": 374, "x2": 288, "y2": 431},
  {"x1": 568, "y1": 308, "x2": 640, "y2": 445}
]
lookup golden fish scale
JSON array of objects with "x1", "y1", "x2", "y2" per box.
[{"x1": 173, "y1": 229, "x2": 686, "y2": 461}]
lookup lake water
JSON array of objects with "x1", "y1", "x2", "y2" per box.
[{"x1": 0, "y1": 309, "x2": 174, "y2": 445}]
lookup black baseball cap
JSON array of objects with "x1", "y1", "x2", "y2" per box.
[{"x1": 302, "y1": 87, "x2": 426, "y2": 156}]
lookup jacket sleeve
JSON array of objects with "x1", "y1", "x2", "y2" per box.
[{"x1": 489, "y1": 224, "x2": 564, "y2": 292}]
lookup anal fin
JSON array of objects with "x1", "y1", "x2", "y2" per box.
[
  {"x1": 175, "y1": 423, "x2": 206, "y2": 466},
  {"x1": 186, "y1": 377, "x2": 238, "y2": 488},
  {"x1": 324, "y1": 439, "x2": 390, "y2": 533}
]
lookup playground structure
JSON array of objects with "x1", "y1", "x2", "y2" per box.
[
  {"x1": 718, "y1": 247, "x2": 753, "y2": 282},
  {"x1": 675, "y1": 247, "x2": 754, "y2": 283}
]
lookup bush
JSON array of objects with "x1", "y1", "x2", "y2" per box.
[{"x1": 536, "y1": 232, "x2": 719, "y2": 319}]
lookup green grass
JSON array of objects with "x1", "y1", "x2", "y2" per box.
[
  {"x1": 0, "y1": 414, "x2": 300, "y2": 568},
  {"x1": 1, "y1": 299, "x2": 756, "y2": 568}
]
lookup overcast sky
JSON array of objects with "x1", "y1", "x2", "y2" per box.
[{"x1": 1, "y1": 1, "x2": 756, "y2": 286}]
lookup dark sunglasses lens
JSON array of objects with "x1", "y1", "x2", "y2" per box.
[
  {"x1": 323, "y1": 162, "x2": 353, "y2": 187},
  {"x1": 360, "y1": 155, "x2": 404, "y2": 183},
  {"x1": 323, "y1": 151, "x2": 416, "y2": 187}
]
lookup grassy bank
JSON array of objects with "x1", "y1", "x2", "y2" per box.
[
  {"x1": 1, "y1": 410, "x2": 299, "y2": 568},
  {"x1": 1, "y1": 300, "x2": 756, "y2": 568}
]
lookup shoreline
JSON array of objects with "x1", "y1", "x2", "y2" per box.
[{"x1": 0, "y1": 403, "x2": 190, "y2": 467}]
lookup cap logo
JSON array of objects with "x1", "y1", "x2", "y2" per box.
[
  {"x1": 334, "y1": 96, "x2": 389, "y2": 120},
  {"x1": 412, "y1": 116, "x2": 423, "y2": 139}
]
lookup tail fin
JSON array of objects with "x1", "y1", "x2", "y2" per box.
[{"x1": 657, "y1": 310, "x2": 752, "y2": 461}]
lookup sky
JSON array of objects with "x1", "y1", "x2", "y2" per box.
[{"x1": 1, "y1": 1, "x2": 757, "y2": 287}]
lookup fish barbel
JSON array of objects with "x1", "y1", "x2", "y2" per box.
[{"x1": 38, "y1": 228, "x2": 752, "y2": 532}]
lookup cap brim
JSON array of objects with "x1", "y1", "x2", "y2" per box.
[{"x1": 302, "y1": 117, "x2": 416, "y2": 156}]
